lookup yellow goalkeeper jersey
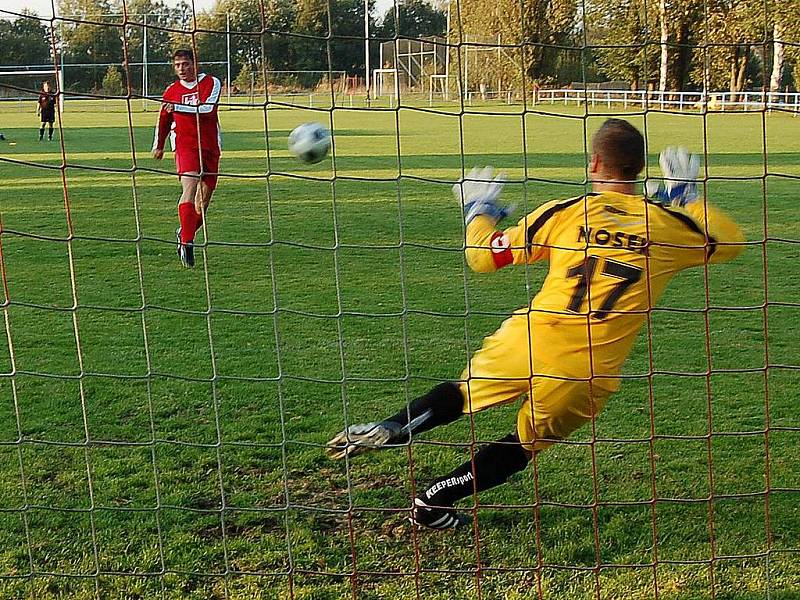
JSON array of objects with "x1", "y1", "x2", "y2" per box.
[{"x1": 465, "y1": 191, "x2": 745, "y2": 389}]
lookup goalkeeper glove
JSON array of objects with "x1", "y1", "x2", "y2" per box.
[
  {"x1": 453, "y1": 166, "x2": 514, "y2": 225},
  {"x1": 645, "y1": 146, "x2": 701, "y2": 207}
]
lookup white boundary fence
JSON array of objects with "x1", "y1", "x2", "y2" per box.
[
  {"x1": 420, "y1": 85, "x2": 800, "y2": 111},
  {"x1": 535, "y1": 89, "x2": 800, "y2": 111}
]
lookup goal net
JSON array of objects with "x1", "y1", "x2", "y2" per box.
[{"x1": 0, "y1": 0, "x2": 797, "y2": 598}]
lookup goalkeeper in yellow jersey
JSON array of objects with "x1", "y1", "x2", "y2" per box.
[{"x1": 326, "y1": 119, "x2": 745, "y2": 530}]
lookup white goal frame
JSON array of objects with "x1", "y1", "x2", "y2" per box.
[
  {"x1": 371, "y1": 68, "x2": 400, "y2": 103},
  {"x1": 0, "y1": 69, "x2": 65, "y2": 111}
]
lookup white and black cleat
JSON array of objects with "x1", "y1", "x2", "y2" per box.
[
  {"x1": 175, "y1": 227, "x2": 182, "y2": 256},
  {"x1": 325, "y1": 421, "x2": 403, "y2": 460},
  {"x1": 410, "y1": 497, "x2": 467, "y2": 530},
  {"x1": 179, "y1": 241, "x2": 195, "y2": 268}
]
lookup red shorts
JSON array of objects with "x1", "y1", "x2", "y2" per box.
[{"x1": 175, "y1": 148, "x2": 220, "y2": 191}]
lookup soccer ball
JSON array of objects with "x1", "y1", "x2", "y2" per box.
[{"x1": 288, "y1": 122, "x2": 331, "y2": 164}]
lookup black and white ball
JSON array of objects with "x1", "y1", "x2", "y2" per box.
[{"x1": 288, "y1": 122, "x2": 331, "y2": 164}]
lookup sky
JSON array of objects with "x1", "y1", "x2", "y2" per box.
[{"x1": 14, "y1": 0, "x2": 396, "y2": 19}]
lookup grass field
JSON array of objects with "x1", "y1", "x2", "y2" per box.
[{"x1": 0, "y1": 99, "x2": 798, "y2": 600}]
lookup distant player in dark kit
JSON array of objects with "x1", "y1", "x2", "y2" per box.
[
  {"x1": 37, "y1": 81, "x2": 56, "y2": 141},
  {"x1": 152, "y1": 49, "x2": 222, "y2": 268},
  {"x1": 326, "y1": 119, "x2": 745, "y2": 530}
]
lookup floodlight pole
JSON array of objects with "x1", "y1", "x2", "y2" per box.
[
  {"x1": 464, "y1": 35, "x2": 468, "y2": 101},
  {"x1": 58, "y1": 20, "x2": 65, "y2": 111},
  {"x1": 59, "y1": 50, "x2": 66, "y2": 111},
  {"x1": 445, "y1": 0, "x2": 450, "y2": 100},
  {"x1": 226, "y1": 12, "x2": 231, "y2": 104},
  {"x1": 142, "y1": 14, "x2": 148, "y2": 101},
  {"x1": 364, "y1": 0, "x2": 370, "y2": 103}
]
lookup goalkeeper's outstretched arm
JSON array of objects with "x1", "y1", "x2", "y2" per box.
[
  {"x1": 465, "y1": 213, "x2": 530, "y2": 273},
  {"x1": 464, "y1": 196, "x2": 574, "y2": 273},
  {"x1": 674, "y1": 201, "x2": 745, "y2": 266},
  {"x1": 456, "y1": 166, "x2": 560, "y2": 274},
  {"x1": 648, "y1": 147, "x2": 745, "y2": 266}
]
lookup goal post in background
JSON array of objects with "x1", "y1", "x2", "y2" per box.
[
  {"x1": 0, "y1": 0, "x2": 798, "y2": 598},
  {"x1": 0, "y1": 69, "x2": 65, "y2": 111}
]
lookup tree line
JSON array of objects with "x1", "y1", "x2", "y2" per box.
[
  {"x1": 0, "y1": 0, "x2": 446, "y2": 96},
  {"x1": 455, "y1": 0, "x2": 799, "y2": 98},
  {"x1": 0, "y1": 0, "x2": 798, "y2": 98}
]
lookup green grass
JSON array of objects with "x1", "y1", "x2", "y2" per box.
[{"x1": 0, "y1": 99, "x2": 798, "y2": 599}]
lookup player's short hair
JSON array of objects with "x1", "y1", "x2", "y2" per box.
[
  {"x1": 172, "y1": 49, "x2": 194, "y2": 62},
  {"x1": 592, "y1": 119, "x2": 645, "y2": 181}
]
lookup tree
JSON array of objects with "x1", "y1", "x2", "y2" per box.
[
  {"x1": 123, "y1": 0, "x2": 187, "y2": 63},
  {"x1": 691, "y1": 0, "x2": 766, "y2": 99},
  {"x1": 589, "y1": 0, "x2": 658, "y2": 89},
  {"x1": 116, "y1": 0, "x2": 192, "y2": 94},
  {"x1": 233, "y1": 61, "x2": 259, "y2": 94},
  {"x1": 664, "y1": 0, "x2": 704, "y2": 91},
  {"x1": 453, "y1": 0, "x2": 581, "y2": 90},
  {"x1": 192, "y1": 0, "x2": 296, "y2": 85},
  {"x1": 587, "y1": 0, "x2": 716, "y2": 92},
  {"x1": 58, "y1": 0, "x2": 124, "y2": 92},
  {"x1": 0, "y1": 12, "x2": 52, "y2": 97},
  {"x1": 769, "y1": 21, "x2": 785, "y2": 93},
  {"x1": 259, "y1": 0, "x2": 297, "y2": 73},
  {"x1": 102, "y1": 64, "x2": 124, "y2": 94},
  {"x1": 291, "y1": 0, "x2": 374, "y2": 83},
  {"x1": 329, "y1": 0, "x2": 373, "y2": 74},
  {"x1": 375, "y1": 0, "x2": 447, "y2": 40},
  {"x1": 766, "y1": 0, "x2": 800, "y2": 94},
  {"x1": 0, "y1": 11, "x2": 51, "y2": 67}
]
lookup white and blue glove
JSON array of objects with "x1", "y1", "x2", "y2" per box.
[
  {"x1": 645, "y1": 146, "x2": 701, "y2": 207},
  {"x1": 453, "y1": 166, "x2": 515, "y2": 225}
]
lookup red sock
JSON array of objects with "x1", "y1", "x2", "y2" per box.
[{"x1": 179, "y1": 203, "x2": 196, "y2": 243}]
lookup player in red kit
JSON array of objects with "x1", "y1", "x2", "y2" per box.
[{"x1": 152, "y1": 49, "x2": 222, "y2": 268}]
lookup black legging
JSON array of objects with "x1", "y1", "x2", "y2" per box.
[{"x1": 39, "y1": 121, "x2": 54, "y2": 140}]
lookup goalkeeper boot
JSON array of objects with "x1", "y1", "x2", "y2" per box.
[
  {"x1": 326, "y1": 421, "x2": 404, "y2": 460},
  {"x1": 410, "y1": 497, "x2": 468, "y2": 530}
]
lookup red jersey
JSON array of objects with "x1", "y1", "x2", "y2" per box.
[{"x1": 152, "y1": 73, "x2": 221, "y2": 155}]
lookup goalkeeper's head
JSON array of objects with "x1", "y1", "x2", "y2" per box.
[{"x1": 590, "y1": 119, "x2": 645, "y2": 184}]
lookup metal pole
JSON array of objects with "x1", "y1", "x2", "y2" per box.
[
  {"x1": 57, "y1": 20, "x2": 65, "y2": 112},
  {"x1": 364, "y1": 0, "x2": 370, "y2": 102},
  {"x1": 464, "y1": 35, "x2": 469, "y2": 101},
  {"x1": 59, "y1": 21, "x2": 66, "y2": 113},
  {"x1": 379, "y1": 42, "x2": 384, "y2": 98},
  {"x1": 226, "y1": 12, "x2": 231, "y2": 105},
  {"x1": 497, "y1": 33, "x2": 500, "y2": 97},
  {"x1": 445, "y1": 1, "x2": 450, "y2": 100},
  {"x1": 432, "y1": 40, "x2": 437, "y2": 94},
  {"x1": 142, "y1": 13, "x2": 148, "y2": 106}
]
